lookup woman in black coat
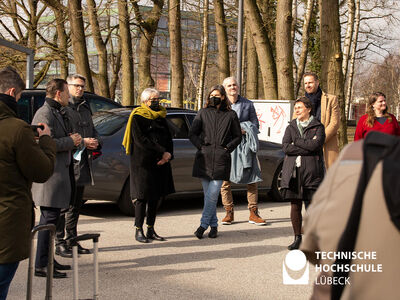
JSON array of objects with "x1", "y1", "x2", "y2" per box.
[
  {"x1": 123, "y1": 88, "x2": 175, "y2": 243},
  {"x1": 281, "y1": 97, "x2": 325, "y2": 250},
  {"x1": 189, "y1": 85, "x2": 242, "y2": 239}
]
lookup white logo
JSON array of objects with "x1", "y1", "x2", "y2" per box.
[{"x1": 282, "y1": 250, "x2": 309, "y2": 285}]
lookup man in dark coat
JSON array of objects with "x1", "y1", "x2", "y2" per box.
[
  {"x1": 55, "y1": 74, "x2": 101, "y2": 258},
  {"x1": 31, "y1": 79, "x2": 82, "y2": 278},
  {"x1": 122, "y1": 88, "x2": 175, "y2": 243},
  {"x1": 0, "y1": 66, "x2": 56, "y2": 299}
]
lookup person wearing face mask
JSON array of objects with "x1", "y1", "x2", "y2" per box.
[
  {"x1": 122, "y1": 88, "x2": 175, "y2": 243},
  {"x1": 189, "y1": 85, "x2": 242, "y2": 239},
  {"x1": 354, "y1": 92, "x2": 400, "y2": 140}
]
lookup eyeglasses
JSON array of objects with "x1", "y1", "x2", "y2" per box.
[
  {"x1": 69, "y1": 84, "x2": 85, "y2": 89},
  {"x1": 149, "y1": 97, "x2": 160, "y2": 101}
]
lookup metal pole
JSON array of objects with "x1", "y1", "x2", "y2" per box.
[
  {"x1": 26, "y1": 52, "x2": 35, "y2": 88},
  {"x1": 73, "y1": 246, "x2": 79, "y2": 300},
  {"x1": 0, "y1": 38, "x2": 34, "y2": 88},
  {"x1": 93, "y1": 240, "x2": 99, "y2": 300},
  {"x1": 236, "y1": 0, "x2": 244, "y2": 94}
]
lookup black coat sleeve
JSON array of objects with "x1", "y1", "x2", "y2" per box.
[
  {"x1": 189, "y1": 111, "x2": 203, "y2": 150},
  {"x1": 131, "y1": 115, "x2": 165, "y2": 156},
  {"x1": 282, "y1": 125, "x2": 312, "y2": 156},
  {"x1": 293, "y1": 125, "x2": 326, "y2": 152},
  {"x1": 226, "y1": 112, "x2": 242, "y2": 152}
]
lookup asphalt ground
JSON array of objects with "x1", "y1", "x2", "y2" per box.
[{"x1": 7, "y1": 196, "x2": 317, "y2": 300}]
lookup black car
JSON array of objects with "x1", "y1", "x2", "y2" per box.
[
  {"x1": 18, "y1": 89, "x2": 122, "y2": 123},
  {"x1": 84, "y1": 107, "x2": 285, "y2": 215}
]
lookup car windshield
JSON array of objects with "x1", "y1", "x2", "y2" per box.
[{"x1": 93, "y1": 112, "x2": 127, "y2": 136}]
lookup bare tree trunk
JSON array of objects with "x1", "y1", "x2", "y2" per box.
[
  {"x1": 169, "y1": 0, "x2": 184, "y2": 108},
  {"x1": 196, "y1": 0, "x2": 209, "y2": 110},
  {"x1": 110, "y1": 48, "x2": 121, "y2": 101},
  {"x1": 132, "y1": 0, "x2": 164, "y2": 100},
  {"x1": 87, "y1": 0, "x2": 110, "y2": 98},
  {"x1": 342, "y1": 0, "x2": 355, "y2": 80},
  {"x1": 67, "y1": 0, "x2": 94, "y2": 92},
  {"x1": 244, "y1": 0, "x2": 277, "y2": 99},
  {"x1": 118, "y1": 0, "x2": 134, "y2": 105},
  {"x1": 53, "y1": 8, "x2": 68, "y2": 79},
  {"x1": 42, "y1": 0, "x2": 68, "y2": 79},
  {"x1": 295, "y1": 0, "x2": 314, "y2": 97},
  {"x1": 291, "y1": 0, "x2": 297, "y2": 50},
  {"x1": 246, "y1": 22, "x2": 258, "y2": 99},
  {"x1": 346, "y1": 0, "x2": 360, "y2": 119},
  {"x1": 214, "y1": 0, "x2": 230, "y2": 82},
  {"x1": 276, "y1": 0, "x2": 294, "y2": 100},
  {"x1": 319, "y1": 0, "x2": 347, "y2": 148}
]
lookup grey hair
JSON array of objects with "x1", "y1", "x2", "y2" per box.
[
  {"x1": 222, "y1": 76, "x2": 238, "y2": 87},
  {"x1": 66, "y1": 74, "x2": 86, "y2": 83},
  {"x1": 140, "y1": 88, "x2": 159, "y2": 103}
]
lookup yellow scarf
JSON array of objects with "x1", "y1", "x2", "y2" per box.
[{"x1": 122, "y1": 104, "x2": 167, "y2": 155}]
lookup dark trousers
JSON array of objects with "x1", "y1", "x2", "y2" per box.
[
  {"x1": 35, "y1": 207, "x2": 61, "y2": 268},
  {"x1": 0, "y1": 262, "x2": 19, "y2": 300},
  {"x1": 56, "y1": 185, "x2": 85, "y2": 246},
  {"x1": 134, "y1": 194, "x2": 159, "y2": 228}
]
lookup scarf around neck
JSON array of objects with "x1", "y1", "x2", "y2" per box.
[
  {"x1": 305, "y1": 86, "x2": 322, "y2": 121},
  {"x1": 122, "y1": 103, "x2": 167, "y2": 155},
  {"x1": 296, "y1": 115, "x2": 314, "y2": 137}
]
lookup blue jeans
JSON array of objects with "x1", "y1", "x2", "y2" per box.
[
  {"x1": 0, "y1": 262, "x2": 19, "y2": 300},
  {"x1": 200, "y1": 179, "x2": 223, "y2": 229}
]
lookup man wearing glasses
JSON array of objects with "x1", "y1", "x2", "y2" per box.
[{"x1": 55, "y1": 74, "x2": 101, "y2": 257}]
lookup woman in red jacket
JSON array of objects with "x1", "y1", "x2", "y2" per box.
[{"x1": 354, "y1": 92, "x2": 400, "y2": 141}]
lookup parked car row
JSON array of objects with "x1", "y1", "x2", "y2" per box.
[
  {"x1": 18, "y1": 89, "x2": 122, "y2": 123},
  {"x1": 84, "y1": 107, "x2": 285, "y2": 216},
  {"x1": 16, "y1": 89, "x2": 285, "y2": 216}
]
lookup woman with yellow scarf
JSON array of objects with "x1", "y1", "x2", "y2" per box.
[{"x1": 122, "y1": 88, "x2": 175, "y2": 243}]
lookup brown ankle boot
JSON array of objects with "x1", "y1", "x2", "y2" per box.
[
  {"x1": 221, "y1": 205, "x2": 234, "y2": 225},
  {"x1": 249, "y1": 207, "x2": 266, "y2": 225}
]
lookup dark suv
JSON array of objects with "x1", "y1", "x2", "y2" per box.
[{"x1": 18, "y1": 89, "x2": 122, "y2": 123}]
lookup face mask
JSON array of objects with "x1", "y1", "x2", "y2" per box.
[
  {"x1": 149, "y1": 100, "x2": 160, "y2": 111},
  {"x1": 209, "y1": 96, "x2": 222, "y2": 107}
]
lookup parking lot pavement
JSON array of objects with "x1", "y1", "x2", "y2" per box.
[{"x1": 7, "y1": 199, "x2": 317, "y2": 300}]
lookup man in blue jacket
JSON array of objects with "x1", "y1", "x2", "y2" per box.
[{"x1": 220, "y1": 77, "x2": 266, "y2": 225}]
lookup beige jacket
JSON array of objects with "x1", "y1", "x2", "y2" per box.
[
  {"x1": 320, "y1": 92, "x2": 340, "y2": 168},
  {"x1": 301, "y1": 141, "x2": 400, "y2": 300}
]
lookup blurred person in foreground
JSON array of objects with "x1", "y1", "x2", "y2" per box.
[
  {"x1": 220, "y1": 77, "x2": 266, "y2": 225},
  {"x1": 354, "y1": 92, "x2": 400, "y2": 141},
  {"x1": 31, "y1": 79, "x2": 82, "y2": 278},
  {"x1": 281, "y1": 97, "x2": 325, "y2": 250},
  {"x1": 122, "y1": 88, "x2": 174, "y2": 243},
  {"x1": 189, "y1": 85, "x2": 242, "y2": 239},
  {"x1": 0, "y1": 67, "x2": 56, "y2": 299},
  {"x1": 301, "y1": 131, "x2": 400, "y2": 300},
  {"x1": 55, "y1": 74, "x2": 101, "y2": 258}
]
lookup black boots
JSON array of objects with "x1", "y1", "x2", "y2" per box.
[
  {"x1": 288, "y1": 235, "x2": 302, "y2": 250},
  {"x1": 146, "y1": 226, "x2": 166, "y2": 241},
  {"x1": 194, "y1": 226, "x2": 206, "y2": 239},
  {"x1": 208, "y1": 227, "x2": 218, "y2": 238},
  {"x1": 135, "y1": 227, "x2": 149, "y2": 243}
]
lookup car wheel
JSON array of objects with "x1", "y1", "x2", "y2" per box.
[
  {"x1": 118, "y1": 181, "x2": 135, "y2": 216},
  {"x1": 118, "y1": 180, "x2": 164, "y2": 216},
  {"x1": 270, "y1": 163, "x2": 284, "y2": 201}
]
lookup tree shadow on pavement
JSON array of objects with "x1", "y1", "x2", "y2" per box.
[
  {"x1": 98, "y1": 244, "x2": 285, "y2": 270},
  {"x1": 99, "y1": 225, "x2": 292, "y2": 253}
]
